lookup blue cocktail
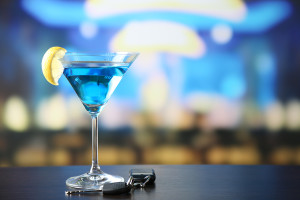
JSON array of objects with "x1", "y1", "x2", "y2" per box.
[
  {"x1": 64, "y1": 64, "x2": 128, "y2": 113},
  {"x1": 62, "y1": 53, "x2": 138, "y2": 189}
]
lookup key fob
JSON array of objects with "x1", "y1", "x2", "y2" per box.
[
  {"x1": 103, "y1": 182, "x2": 131, "y2": 195},
  {"x1": 129, "y1": 168, "x2": 156, "y2": 184}
]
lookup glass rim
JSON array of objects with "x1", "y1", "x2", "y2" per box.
[
  {"x1": 64, "y1": 52, "x2": 139, "y2": 56},
  {"x1": 61, "y1": 51, "x2": 139, "y2": 67}
]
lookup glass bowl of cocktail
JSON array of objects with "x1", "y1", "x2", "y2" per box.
[{"x1": 42, "y1": 47, "x2": 139, "y2": 189}]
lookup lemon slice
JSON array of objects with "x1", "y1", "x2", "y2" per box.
[{"x1": 42, "y1": 47, "x2": 67, "y2": 85}]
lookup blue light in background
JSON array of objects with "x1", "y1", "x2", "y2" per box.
[
  {"x1": 232, "y1": 1, "x2": 292, "y2": 33},
  {"x1": 255, "y1": 53, "x2": 277, "y2": 109},
  {"x1": 21, "y1": 0, "x2": 88, "y2": 26},
  {"x1": 182, "y1": 53, "x2": 245, "y2": 100},
  {"x1": 20, "y1": 0, "x2": 283, "y2": 106},
  {"x1": 22, "y1": 0, "x2": 291, "y2": 33},
  {"x1": 67, "y1": 28, "x2": 111, "y2": 52},
  {"x1": 221, "y1": 74, "x2": 246, "y2": 100}
]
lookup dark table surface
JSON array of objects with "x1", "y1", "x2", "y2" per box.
[{"x1": 0, "y1": 165, "x2": 300, "y2": 200}]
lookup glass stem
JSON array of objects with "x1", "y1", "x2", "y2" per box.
[{"x1": 90, "y1": 114, "x2": 101, "y2": 174}]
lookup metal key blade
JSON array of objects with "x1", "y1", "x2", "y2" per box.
[{"x1": 65, "y1": 186, "x2": 103, "y2": 195}]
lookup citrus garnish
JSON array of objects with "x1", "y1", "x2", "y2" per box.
[{"x1": 42, "y1": 46, "x2": 67, "y2": 85}]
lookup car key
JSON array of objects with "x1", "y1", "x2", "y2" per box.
[
  {"x1": 102, "y1": 182, "x2": 131, "y2": 195},
  {"x1": 130, "y1": 168, "x2": 156, "y2": 187},
  {"x1": 103, "y1": 176, "x2": 133, "y2": 195}
]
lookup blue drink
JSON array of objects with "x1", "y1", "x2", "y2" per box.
[
  {"x1": 63, "y1": 62, "x2": 128, "y2": 114},
  {"x1": 63, "y1": 52, "x2": 138, "y2": 190}
]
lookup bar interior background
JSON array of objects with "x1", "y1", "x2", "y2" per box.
[{"x1": 0, "y1": 0, "x2": 300, "y2": 166}]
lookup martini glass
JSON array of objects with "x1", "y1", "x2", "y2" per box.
[{"x1": 62, "y1": 52, "x2": 139, "y2": 189}]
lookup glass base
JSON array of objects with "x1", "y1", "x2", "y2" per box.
[{"x1": 66, "y1": 171, "x2": 124, "y2": 190}]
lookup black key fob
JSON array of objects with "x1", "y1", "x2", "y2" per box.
[
  {"x1": 103, "y1": 182, "x2": 131, "y2": 195},
  {"x1": 129, "y1": 168, "x2": 156, "y2": 184}
]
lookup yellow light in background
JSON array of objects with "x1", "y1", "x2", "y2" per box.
[
  {"x1": 129, "y1": 53, "x2": 160, "y2": 77},
  {"x1": 36, "y1": 94, "x2": 68, "y2": 130},
  {"x1": 243, "y1": 102, "x2": 264, "y2": 129},
  {"x1": 285, "y1": 100, "x2": 300, "y2": 130},
  {"x1": 162, "y1": 100, "x2": 182, "y2": 129},
  {"x1": 140, "y1": 74, "x2": 169, "y2": 112},
  {"x1": 68, "y1": 96, "x2": 89, "y2": 129},
  {"x1": 270, "y1": 147, "x2": 293, "y2": 165},
  {"x1": 161, "y1": 100, "x2": 194, "y2": 130},
  {"x1": 264, "y1": 101, "x2": 285, "y2": 132},
  {"x1": 0, "y1": 99, "x2": 4, "y2": 130},
  {"x1": 3, "y1": 96, "x2": 30, "y2": 132},
  {"x1": 85, "y1": 0, "x2": 246, "y2": 22},
  {"x1": 185, "y1": 93, "x2": 217, "y2": 114},
  {"x1": 206, "y1": 96, "x2": 242, "y2": 129},
  {"x1": 152, "y1": 145, "x2": 196, "y2": 164},
  {"x1": 110, "y1": 20, "x2": 205, "y2": 58}
]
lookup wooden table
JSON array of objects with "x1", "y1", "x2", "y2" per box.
[{"x1": 0, "y1": 165, "x2": 300, "y2": 200}]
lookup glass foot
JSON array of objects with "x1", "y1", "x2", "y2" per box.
[{"x1": 66, "y1": 171, "x2": 124, "y2": 190}]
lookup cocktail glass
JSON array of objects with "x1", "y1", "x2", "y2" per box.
[{"x1": 62, "y1": 52, "x2": 139, "y2": 189}]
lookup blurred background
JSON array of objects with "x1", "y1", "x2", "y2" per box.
[{"x1": 1, "y1": 0, "x2": 300, "y2": 167}]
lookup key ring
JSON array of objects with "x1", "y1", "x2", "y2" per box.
[{"x1": 133, "y1": 175, "x2": 151, "y2": 188}]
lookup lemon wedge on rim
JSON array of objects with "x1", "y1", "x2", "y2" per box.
[{"x1": 42, "y1": 47, "x2": 67, "y2": 85}]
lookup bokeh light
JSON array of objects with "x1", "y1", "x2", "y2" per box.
[
  {"x1": 211, "y1": 24, "x2": 233, "y2": 44},
  {"x1": 110, "y1": 20, "x2": 205, "y2": 58},
  {"x1": 35, "y1": 94, "x2": 68, "y2": 130},
  {"x1": 0, "y1": 0, "x2": 299, "y2": 167},
  {"x1": 3, "y1": 96, "x2": 30, "y2": 132},
  {"x1": 79, "y1": 21, "x2": 98, "y2": 39},
  {"x1": 85, "y1": 0, "x2": 247, "y2": 22},
  {"x1": 285, "y1": 100, "x2": 300, "y2": 130}
]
